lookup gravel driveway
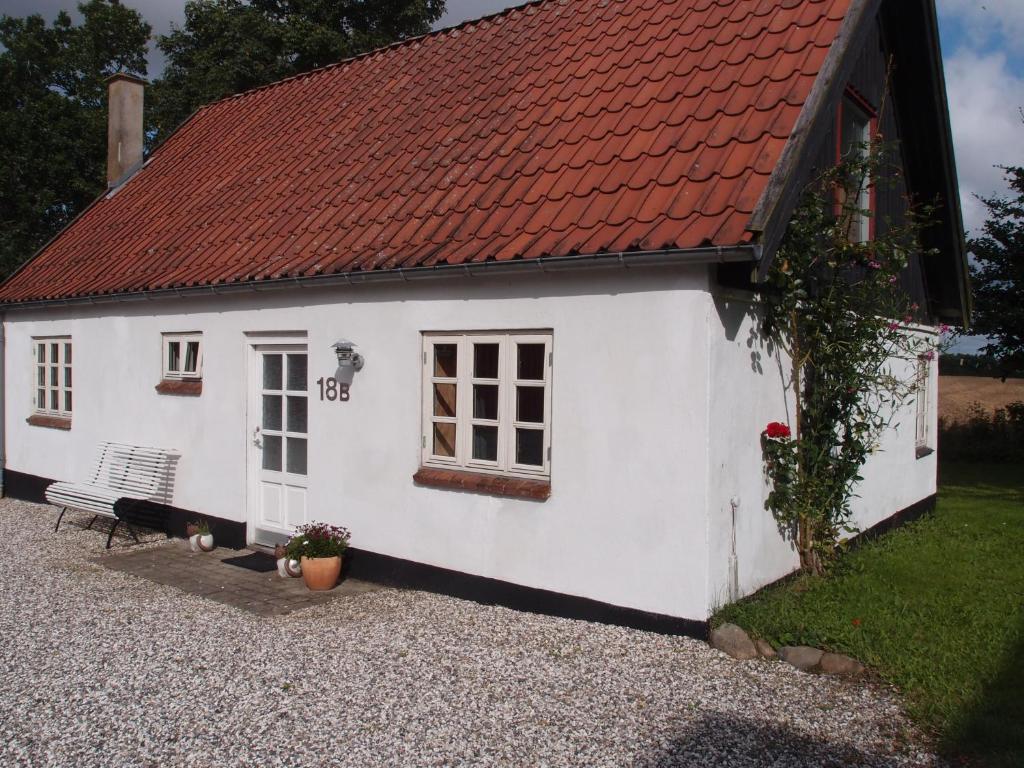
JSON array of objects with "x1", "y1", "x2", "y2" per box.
[{"x1": 0, "y1": 500, "x2": 940, "y2": 767}]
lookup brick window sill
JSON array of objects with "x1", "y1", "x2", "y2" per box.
[
  {"x1": 26, "y1": 414, "x2": 72, "y2": 430},
  {"x1": 413, "y1": 467, "x2": 550, "y2": 501},
  {"x1": 156, "y1": 379, "x2": 202, "y2": 396}
]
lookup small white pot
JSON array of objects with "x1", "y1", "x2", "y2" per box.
[
  {"x1": 198, "y1": 534, "x2": 215, "y2": 552},
  {"x1": 188, "y1": 534, "x2": 202, "y2": 552},
  {"x1": 276, "y1": 557, "x2": 289, "y2": 578}
]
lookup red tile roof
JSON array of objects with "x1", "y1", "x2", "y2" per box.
[{"x1": 0, "y1": 0, "x2": 851, "y2": 303}]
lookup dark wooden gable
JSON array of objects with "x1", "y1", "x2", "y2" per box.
[
  {"x1": 808, "y1": 18, "x2": 931, "y2": 312},
  {"x1": 746, "y1": 0, "x2": 969, "y2": 325}
]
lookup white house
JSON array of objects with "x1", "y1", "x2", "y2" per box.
[{"x1": 0, "y1": 0, "x2": 968, "y2": 634}]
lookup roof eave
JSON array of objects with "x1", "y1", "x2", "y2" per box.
[{"x1": 0, "y1": 244, "x2": 760, "y2": 310}]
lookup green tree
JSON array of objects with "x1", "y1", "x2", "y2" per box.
[
  {"x1": 969, "y1": 165, "x2": 1024, "y2": 376},
  {"x1": 150, "y1": 0, "x2": 445, "y2": 140},
  {"x1": 0, "y1": 1, "x2": 150, "y2": 279}
]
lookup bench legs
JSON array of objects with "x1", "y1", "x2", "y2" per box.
[
  {"x1": 55, "y1": 507, "x2": 140, "y2": 549},
  {"x1": 104, "y1": 518, "x2": 141, "y2": 549}
]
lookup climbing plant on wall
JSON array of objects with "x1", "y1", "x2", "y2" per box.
[{"x1": 759, "y1": 143, "x2": 944, "y2": 575}]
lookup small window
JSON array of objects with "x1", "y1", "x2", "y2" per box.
[
  {"x1": 837, "y1": 95, "x2": 874, "y2": 243},
  {"x1": 162, "y1": 333, "x2": 203, "y2": 380},
  {"x1": 422, "y1": 331, "x2": 552, "y2": 478},
  {"x1": 33, "y1": 337, "x2": 72, "y2": 417},
  {"x1": 915, "y1": 356, "x2": 932, "y2": 455}
]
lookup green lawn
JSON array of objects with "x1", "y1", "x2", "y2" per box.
[{"x1": 714, "y1": 463, "x2": 1024, "y2": 767}]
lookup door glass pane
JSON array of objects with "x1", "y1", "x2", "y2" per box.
[
  {"x1": 433, "y1": 383, "x2": 456, "y2": 417},
  {"x1": 184, "y1": 341, "x2": 199, "y2": 373},
  {"x1": 262, "y1": 435, "x2": 282, "y2": 471},
  {"x1": 64, "y1": 391, "x2": 73, "y2": 413},
  {"x1": 516, "y1": 428, "x2": 544, "y2": 466},
  {"x1": 64, "y1": 367, "x2": 72, "y2": 388},
  {"x1": 286, "y1": 437, "x2": 308, "y2": 474},
  {"x1": 167, "y1": 341, "x2": 181, "y2": 372},
  {"x1": 286, "y1": 396, "x2": 308, "y2": 433},
  {"x1": 38, "y1": 344, "x2": 46, "y2": 363},
  {"x1": 287, "y1": 354, "x2": 307, "y2": 391},
  {"x1": 37, "y1": 389, "x2": 44, "y2": 408},
  {"x1": 64, "y1": 343, "x2": 72, "y2": 364},
  {"x1": 433, "y1": 422, "x2": 456, "y2": 457},
  {"x1": 50, "y1": 390, "x2": 59, "y2": 410},
  {"x1": 50, "y1": 343, "x2": 59, "y2": 362},
  {"x1": 516, "y1": 386, "x2": 544, "y2": 423},
  {"x1": 263, "y1": 354, "x2": 283, "y2": 390},
  {"x1": 37, "y1": 368, "x2": 44, "y2": 386},
  {"x1": 433, "y1": 344, "x2": 457, "y2": 377},
  {"x1": 50, "y1": 367, "x2": 58, "y2": 386},
  {"x1": 472, "y1": 425, "x2": 498, "y2": 461},
  {"x1": 473, "y1": 384, "x2": 499, "y2": 420},
  {"x1": 262, "y1": 395, "x2": 282, "y2": 431},
  {"x1": 474, "y1": 343, "x2": 499, "y2": 378},
  {"x1": 518, "y1": 343, "x2": 545, "y2": 380}
]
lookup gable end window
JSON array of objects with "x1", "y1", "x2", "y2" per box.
[
  {"x1": 32, "y1": 337, "x2": 72, "y2": 422},
  {"x1": 837, "y1": 91, "x2": 876, "y2": 243},
  {"x1": 421, "y1": 331, "x2": 552, "y2": 481}
]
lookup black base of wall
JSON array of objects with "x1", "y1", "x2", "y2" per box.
[
  {"x1": 847, "y1": 493, "x2": 937, "y2": 548},
  {"x1": 3, "y1": 468, "x2": 247, "y2": 549},
  {"x1": 4, "y1": 469, "x2": 711, "y2": 639},
  {"x1": 343, "y1": 547, "x2": 710, "y2": 639},
  {"x1": 728, "y1": 493, "x2": 940, "y2": 604}
]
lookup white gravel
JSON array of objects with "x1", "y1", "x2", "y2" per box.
[{"x1": 0, "y1": 499, "x2": 941, "y2": 767}]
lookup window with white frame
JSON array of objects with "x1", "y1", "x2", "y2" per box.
[
  {"x1": 422, "y1": 332, "x2": 552, "y2": 478},
  {"x1": 915, "y1": 356, "x2": 932, "y2": 452},
  {"x1": 33, "y1": 337, "x2": 72, "y2": 417},
  {"x1": 162, "y1": 333, "x2": 203, "y2": 379},
  {"x1": 838, "y1": 95, "x2": 873, "y2": 243}
]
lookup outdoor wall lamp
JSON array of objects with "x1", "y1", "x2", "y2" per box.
[{"x1": 332, "y1": 339, "x2": 364, "y2": 371}]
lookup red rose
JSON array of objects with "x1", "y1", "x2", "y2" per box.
[{"x1": 765, "y1": 422, "x2": 791, "y2": 439}]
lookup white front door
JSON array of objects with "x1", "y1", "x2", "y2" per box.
[{"x1": 249, "y1": 345, "x2": 308, "y2": 545}]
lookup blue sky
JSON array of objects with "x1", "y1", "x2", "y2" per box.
[{"x1": 3, "y1": 0, "x2": 1021, "y2": 350}]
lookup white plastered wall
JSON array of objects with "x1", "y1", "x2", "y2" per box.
[
  {"x1": 705, "y1": 290, "x2": 939, "y2": 611},
  {"x1": 4, "y1": 267, "x2": 715, "y2": 620}
]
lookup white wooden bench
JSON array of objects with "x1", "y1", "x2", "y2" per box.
[{"x1": 48, "y1": 442, "x2": 178, "y2": 548}]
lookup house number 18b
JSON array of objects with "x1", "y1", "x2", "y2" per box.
[{"x1": 316, "y1": 377, "x2": 350, "y2": 401}]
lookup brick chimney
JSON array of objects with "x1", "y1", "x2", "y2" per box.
[{"x1": 106, "y1": 73, "x2": 146, "y2": 188}]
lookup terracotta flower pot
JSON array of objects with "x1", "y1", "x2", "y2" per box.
[{"x1": 300, "y1": 555, "x2": 341, "y2": 590}]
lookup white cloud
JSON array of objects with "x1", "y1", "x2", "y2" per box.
[
  {"x1": 937, "y1": 0, "x2": 1024, "y2": 55},
  {"x1": 944, "y1": 49, "x2": 1024, "y2": 236}
]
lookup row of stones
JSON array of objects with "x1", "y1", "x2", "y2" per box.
[{"x1": 710, "y1": 623, "x2": 865, "y2": 676}]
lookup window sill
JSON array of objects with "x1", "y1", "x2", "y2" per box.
[
  {"x1": 26, "y1": 414, "x2": 71, "y2": 430},
  {"x1": 915, "y1": 446, "x2": 935, "y2": 459},
  {"x1": 156, "y1": 379, "x2": 202, "y2": 396},
  {"x1": 413, "y1": 467, "x2": 550, "y2": 501}
]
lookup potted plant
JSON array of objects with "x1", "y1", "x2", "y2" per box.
[
  {"x1": 284, "y1": 522, "x2": 350, "y2": 591},
  {"x1": 187, "y1": 519, "x2": 215, "y2": 552}
]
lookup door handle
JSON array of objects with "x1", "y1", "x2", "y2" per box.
[{"x1": 252, "y1": 425, "x2": 261, "y2": 446}]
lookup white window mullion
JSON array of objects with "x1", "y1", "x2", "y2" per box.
[{"x1": 422, "y1": 330, "x2": 552, "y2": 480}]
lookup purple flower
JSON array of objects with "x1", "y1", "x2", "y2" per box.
[
  {"x1": 867, "y1": 260, "x2": 882, "y2": 270},
  {"x1": 887, "y1": 321, "x2": 901, "y2": 331},
  {"x1": 923, "y1": 350, "x2": 936, "y2": 361},
  {"x1": 888, "y1": 275, "x2": 899, "y2": 284}
]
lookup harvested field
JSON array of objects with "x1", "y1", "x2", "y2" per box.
[{"x1": 939, "y1": 375, "x2": 1024, "y2": 424}]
